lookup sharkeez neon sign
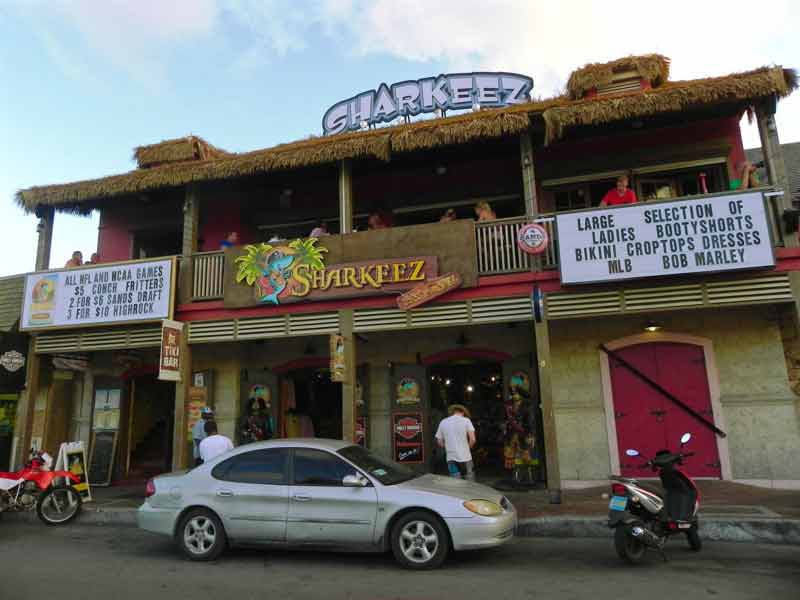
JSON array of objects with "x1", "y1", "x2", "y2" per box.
[{"x1": 322, "y1": 72, "x2": 534, "y2": 135}]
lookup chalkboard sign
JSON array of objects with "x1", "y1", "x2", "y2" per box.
[{"x1": 88, "y1": 431, "x2": 118, "y2": 486}]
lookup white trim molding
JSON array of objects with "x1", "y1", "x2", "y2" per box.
[{"x1": 599, "y1": 331, "x2": 733, "y2": 481}]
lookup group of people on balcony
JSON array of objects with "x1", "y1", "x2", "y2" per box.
[{"x1": 64, "y1": 250, "x2": 99, "y2": 268}]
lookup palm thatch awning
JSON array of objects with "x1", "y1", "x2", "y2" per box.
[
  {"x1": 134, "y1": 136, "x2": 230, "y2": 168},
  {"x1": 545, "y1": 66, "x2": 796, "y2": 145},
  {"x1": 15, "y1": 63, "x2": 796, "y2": 213},
  {"x1": 566, "y1": 54, "x2": 671, "y2": 99}
]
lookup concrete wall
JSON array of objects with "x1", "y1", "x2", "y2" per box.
[{"x1": 549, "y1": 306, "x2": 800, "y2": 481}]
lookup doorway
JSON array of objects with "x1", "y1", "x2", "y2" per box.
[
  {"x1": 606, "y1": 340, "x2": 722, "y2": 478},
  {"x1": 127, "y1": 376, "x2": 174, "y2": 479},
  {"x1": 429, "y1": 360, "x2": 506, "y2": 478},
  {"x1": 288, "y1": 367, "x2": 342, "y2": 439}
]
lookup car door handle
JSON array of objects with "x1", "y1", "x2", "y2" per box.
[
  {"x1": 216, "y1": 489, "x2": 234, "y2": 497},
  {"x1": 292, "y1": 494, "x2": 312, "y2": 502}
]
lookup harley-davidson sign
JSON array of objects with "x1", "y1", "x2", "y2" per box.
[
  {"x1": 393, "y1": 412, "x2": 424, "y2": 464},
  {"x1": 0, "y1": 350, "x2": 25, "y2": 373}
]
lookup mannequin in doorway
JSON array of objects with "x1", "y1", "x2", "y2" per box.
[{"x1": 503, "y1": 373, "x2": 539, "y2": 485}]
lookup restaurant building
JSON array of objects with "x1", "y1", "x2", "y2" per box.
[{"x1": 10, "y1": 54, "x2": 800, "y2": 494}]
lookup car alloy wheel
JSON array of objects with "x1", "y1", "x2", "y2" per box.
[
  {"x1": 400, "y1": 520, "x2": 439, "y2": 564},
  {"x1": 178, "y1": 509, "x2": 226, "y2": 561},
  {"x1": 390, "y1": 511, "x2": 449, "y2": 570}
]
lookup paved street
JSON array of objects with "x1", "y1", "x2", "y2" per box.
[{"x1": 1, "y1": 522, "x2": 797, "y2": 600}]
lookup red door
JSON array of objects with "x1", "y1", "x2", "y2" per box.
[{"x1": 609, "y1": 342, "x2": 721, "y2": 478}]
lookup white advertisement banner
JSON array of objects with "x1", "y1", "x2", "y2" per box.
[
  {"x1": 20, "y1": 258, "x2": 174, "y2": 331},
  {"x1": 556, "y1": 192, "x2": 775, "y2": 285}
]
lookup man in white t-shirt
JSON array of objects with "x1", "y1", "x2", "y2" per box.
[
  {"x1": 435, "y1": 404, "x2": 476, "y2": 481},
  {"x1": 192, "y1": 407, "x2": 214, "y2": 466},
  {"x1": 199, "y1": 420, "x2": 234, "y2": 463}
]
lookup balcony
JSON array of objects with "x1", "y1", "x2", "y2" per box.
[{"x1": 189, "y1": 189, "x2": 789, "y2": 302}]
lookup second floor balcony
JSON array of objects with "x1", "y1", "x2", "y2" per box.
[{"x1": 190, "y1": 187, "x2": 789, "y2": 302}]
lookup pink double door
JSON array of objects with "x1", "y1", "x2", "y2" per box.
[{"x1": 609, "y1": 342, "x2": 721, "y2": 478}]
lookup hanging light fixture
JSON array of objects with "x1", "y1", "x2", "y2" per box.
[
  {"x1": 644, "y1": 320, "x2": 662, "y2": 332},
  {"x1": 466, "y1": 384, "x2": 474, "y2": 393}
]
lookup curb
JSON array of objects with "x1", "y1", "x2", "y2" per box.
[
  {"x1": 6, "y1": 509, "x2": 800, "y2": 545},
  {"x1": 516, "y1": 516, "x2": 800, "y2": 545},
  {"x1": 3, "y1": 507, "x2": 138, "y2": 527}
]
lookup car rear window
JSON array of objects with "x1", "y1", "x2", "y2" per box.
[{"x1": 211, "y1": 448, "x2": 289, "y2": 485}]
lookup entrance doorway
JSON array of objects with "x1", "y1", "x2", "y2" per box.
[
  {"x1": 288, "y1": 368, "x2": 342, "y2": 439},
  {"x1": 127, "y1": 376, "x2": 173, "y2": 479},
  {"x1": 607, "y1": 341, "x2": 722, "y2": 478},
  {"x1": 429, "y1": 361, "x2": 506, "y2": 478}
]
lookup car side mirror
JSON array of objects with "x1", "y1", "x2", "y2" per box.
[
  {"x1": 342, "y1": 474, "x2": 368, "y2": 487},
  {"x1": 680, "y1": 433, "x2": 692, "y2": 446},
  {"x1": 625, "y1": 449, "x2": 639, "y2": 457}
]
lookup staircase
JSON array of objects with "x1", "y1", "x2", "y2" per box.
[{"x1": 125, "y1": 419, "x2": 171, "y2": 483}]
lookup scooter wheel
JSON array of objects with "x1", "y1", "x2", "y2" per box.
[
  {"x1": 614, "y1": 525, "x2": 646, "y2": 564},
  {"x1": 686, "y1": 524, "x2": 702, "y2": 551}
]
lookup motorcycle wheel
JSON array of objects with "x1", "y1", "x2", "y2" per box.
[
  {"x1": 614, "y1": 525, "x2": 646, "y2": 564},
  {"x1": 686, "y1": 524, "x2": 702, "y2": 551},
  {"x1": 36, "y1": 486, "x2": 82, "y2": 525}
]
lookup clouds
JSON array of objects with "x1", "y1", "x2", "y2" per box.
[{"x1": 17, "y1": 0, "x2": 218, "y2": 91}]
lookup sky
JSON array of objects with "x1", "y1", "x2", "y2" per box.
[{"x1": 1, "y1": 0, "x2": 799, "y2": 276}]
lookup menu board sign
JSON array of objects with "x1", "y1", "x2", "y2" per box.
[
  {"x1": 556, "y1": 192, "x2": 774, "y2": 285},
  {"x1": 20, "y1": 258, "x2": 175, "y2": 331}
]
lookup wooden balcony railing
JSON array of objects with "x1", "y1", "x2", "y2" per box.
[
  {"x1": 192, "y1": 250, "x2": 225, "y2": 300},
  {"x1": 475, "y1": 216, "x2": 557, "y2": 275}
]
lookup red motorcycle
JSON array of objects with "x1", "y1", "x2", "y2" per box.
[{"x1": 0, "y1": 450, "x2": 82, "y2": 525}]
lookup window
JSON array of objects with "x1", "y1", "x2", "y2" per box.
[
  {"x1": 292, "y1": 448, "x2": 359, "y2": 486},
  {"x1": 212, "y1": 449, "x2": 289, "y2": 485},
  {"x1": 338, "y1": 445, "x2": 415, "y2": 485}
]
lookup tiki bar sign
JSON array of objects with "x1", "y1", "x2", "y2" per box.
[
  {"x1": 234, "y1": 239, "x2": 438, "y2": 305},
  {"x1": 323, "y1": 72, "x2": 533, "y2": 135}
]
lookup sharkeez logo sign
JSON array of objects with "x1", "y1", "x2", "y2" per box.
[
  {"x1": 322, "y1": 72, "x2": 533, "y2": 135},
  {"x1": 555, "y1": 191, "x2": 775, "y2": 285}
]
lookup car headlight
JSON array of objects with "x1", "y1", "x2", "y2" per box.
[{"x1": 463, "y1": 499, "x2": 503, "y2": 517}]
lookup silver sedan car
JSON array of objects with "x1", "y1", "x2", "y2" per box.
[{"x1": 138, "y1": 438, "x2": 516, "y2": 569}]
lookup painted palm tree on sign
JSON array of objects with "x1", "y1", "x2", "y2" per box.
[{"x1": 234, "y1": 238, "x2": 328, "y2": 305}]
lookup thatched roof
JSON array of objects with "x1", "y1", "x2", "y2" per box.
[
  {"x1": 545, "y1": 66, "x2": 796, "y2": 144},
  {"x1": 567, "y1": 54, "x2": 670, "y2": 99},
  {"x1": 15, "y1": 63, "x2": 796, "y2": 213},
  {"x1": 134, "y1": 136, "x2": 230, "y2": 168}
]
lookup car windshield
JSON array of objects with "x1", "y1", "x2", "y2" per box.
[{"x1": 338, "y1": 445, "x2": 416, "y2": 485}]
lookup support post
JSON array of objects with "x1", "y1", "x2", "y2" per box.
[
  {"x1": 756, "y1": 97, "x2": 797, "y2": 248},
  {"x1": 35, "y1": 206, "x2": 54, "y2": 271},
  {"x1": 339, "y1": 159, "x2": 354, "y2": 234},
  {"x1": 520, "y1": 132, "x2": 539, "y2": 217},
  {"x1": 534, "y1": 318, "x2": 561, "y2": 503},
  {"x1": 16, "y1": 207, "x2": 54, "y2": 463},
  {"x1": 179, "y1": 186, "x2": 200, "y2": 304},
  {"x1": 172, "y1": 340, "x2": 191, "y2": 470},
  {"x1": 338, "y1": 309, "x2": 357, "y2": 442}
]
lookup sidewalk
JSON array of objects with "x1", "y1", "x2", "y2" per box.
[{"x1": 5, "y1": 480, "x2": 799, "y2": 544}]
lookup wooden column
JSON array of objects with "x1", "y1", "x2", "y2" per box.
[
  {"x1": 338, "y1": 309, "x2": 357, "y2": 442},
  {"x1": 179, "y1": 186, "x2": 200, "y2": 304},
  {"x1": 534, "y1": 318, "x2": 562, "y2": 503},
  {"x1": 16, "y1": 207, "x2": 55, "y2": 463},
  {"x1": 35, "y1": 206, "x2": 54, "y2": 271},
  {"x1": 339, "y1": 159, "x2": 354, "y2": 234},
  {"x1": 756, "y1": 96, "x2": 797, "y2": 248},
  {"x1": 520, "y1": 132, "x2": 539, "y2": 217},
  {"x1": 172, "y1": 340, "x2": 191, "y2": 470}
]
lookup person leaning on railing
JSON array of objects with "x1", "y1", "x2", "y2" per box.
[
  {"x1": 599, "y1": 175, "x2": 637, "y2": 207},
  {"x1": 730, "y1": 161, "x2": 760, "y2": 191}
]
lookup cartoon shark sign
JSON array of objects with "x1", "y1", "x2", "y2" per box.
[{"x1": 234, "y1": 238, "x2": 438, "y2": 305}]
